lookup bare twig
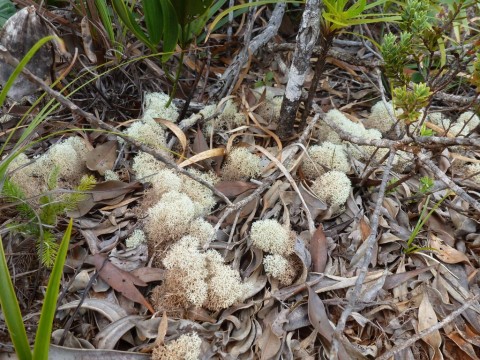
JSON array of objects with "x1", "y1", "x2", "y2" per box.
[
  {"x1": 417, "y1": 150, "x2": 480, "y2": 213},
  {"x1": 208, "y1": 2, "x2": 286, "y2": 100},
  {"x1": 331, "y1": 150, "x2": 396, "y2": 357},
  {"x1": 0, "y1": 46, "x2": 232, "y2": 206},
  {"x1": 377, "y1": 294, "x2": 480, "y2": 360}
]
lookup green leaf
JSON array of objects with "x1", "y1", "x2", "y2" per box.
[
  {"x1": 0, "y1": 0, "x2": 15, "y2": 28},
  {"x1": 160, "y1": 0, "x2": 179, "y2": 59},
  {"x1": 142, "y1": 0, "x2": 163, "y2": 45},
  {"x1": 32, "y1": 219, "x2": 73, "y2": 359},
  {"x1": 94, "y1": 0, "x2": 116, "y2": 45},
  {"x1": 0, "y1": 235, "x2": 32, "y2": 360},
  {"x1": 111, "y1": 0, "x2": 153, "y2": 49},
  {"x1": 172, "y1": 0, "x2": 214, "y2": 26}
]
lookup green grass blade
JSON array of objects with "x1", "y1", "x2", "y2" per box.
[
  {"x1": 111, "y1": 0, "x2": 153, "y2": 48},
  {"x1": 160, "y1": 0, "x2": 179, "y2": 59},
  {"x1": 0, "y1": 235, "x2": 32, "y2": 360},
  {"x1": 32, "y1": 219, "x2": 73, "y2": 359},
  {"x1": 94, "y1": 0, "x2": 116, "y2": 45}
]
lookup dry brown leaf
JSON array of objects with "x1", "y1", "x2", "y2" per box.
[
  {"x1": 430, "y1": 234, "x2": 471, "y2": 265},
  {"x1": 93, "y1": 254, "x2": 154, "y2": 314},
  {"x1": 214, "y1": 180, "x2": 258, "y2": 198},
  {"x1": 446, "y1": 331, "x2": 477, "y2": 359},
  {"x1": 154, "y1": 312, "x2": 168, "y2": 347},
  {"x1": 418, "y1": 292, "x2": 443, "y2": 360},
  {"x1": 311, "y1": 224, "x2": 327, "y2": 273},
  {"x1": 178, "y1": 148, "x2": 225, "y2": 167},
  {"x1": 307, "y1": 286, "x2": 349, "y2": 359},
  {"x1": 156, "y1": 118, "x2": 187, "y2": 157},
  {"x1": 86, "y1": 140, "x2": 117, "y2": 175}
]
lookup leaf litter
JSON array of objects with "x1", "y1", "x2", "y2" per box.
[{"x1": 1, "y1": 4, "x2": 480, "y2": 360}]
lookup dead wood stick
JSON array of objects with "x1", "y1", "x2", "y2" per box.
[
  {"x1": 417, "y1": 151, "x2": 480, "y2": 213},
  {"x1": 0, "y1": 46, "x2": 232, "y2": 206},
  {"x1": 331, "y1": 150, "x2": 396, "y2": 357},
  {"x1": 376, "y1": 294, "x2": 480, "y2": 360}
]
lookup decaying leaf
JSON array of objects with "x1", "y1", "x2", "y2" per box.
[
  {"x1": 93, "y1": 253, "x2": 154, "y2": 313},
  {"x1": 86, "y1": 140, "x2": 117, "y2": 175},
  {"x1": 418, "y1": 291, "x2": 443, "y2": 360}
]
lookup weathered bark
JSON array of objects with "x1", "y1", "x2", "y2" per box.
[{"x1": 277, "y1": 0, "x2": 320, "y2": 140}]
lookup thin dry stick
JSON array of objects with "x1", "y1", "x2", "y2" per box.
[
  {"x1": 0, "y1": 46, "x2": 232, "y2": 206},
  {"x1": 377, "y1": 294, "x2": 480, "y2": 360},
  {"x1": 331, "y1": 150, "x2": 397, "y2": 357},
  {"x1": 417, "y1": 151, "x2": 480, "y2": 213},
  {"x1": 209, "y1": 2, "x2": 286, "y2": 100}
]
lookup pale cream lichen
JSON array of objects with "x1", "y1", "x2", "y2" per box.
[
  {"x1": 363, "y1": 101, "x2": 402, "y2": 134},
  {"x1": 204, "y1": 250, "x2": 247, "y2": 311},
  {"x1": 153, "y1": 236, "x2": 248, "y2": 312},
  {"x1": 123, "y1": 120, "x2": 168, "y2": 152},
  {"x1": 311, "y1": 171, "x2": 351, "y2": 209},
  {"x1": 302, "y1": 142, "x2": 350, "y2": 178},
  {"x1": 162, "y1": 236, "x2": 208, "y2": 307},
  {"x1": 222, "y1": 147, "x2": 262, "y2": 181},
  {"x1": 326, "y1": 109, "x2": 366, "y2": 137},
  {"x1": 188, "y1": 218, "x2": 215, "y2": 246},
  {"x1": 132, "y1": 151, "x2": 168, "y2": 180},
  {"x1": 204, "y1": 99, "x2": 246, "y2": 135},
  {"x1": 465, "y1": 163, "x2": 480, "y2": 183},
  {"x1": 144, "y1": 191, "x2": 196, "y2": 246},
  {"x1": 103, "y1": 170, "x2": 119, "y2": 181},
  {"x1": 263, "y1": 254, "x2": 297, "y2": 286},
  {"x1": 143, "y1": 92, "x2": 179, "y2": 123},
  {"x1": 35, "y1": 136, "x2": 88, "y2": 184},
  {"x1": 125, "y1": 229, "x2": 147, "y2": 248},
  {"x1": 180, "y1": 169, "x2": 218, "y2": 216},
  {"x1": 152, "y1": 332, "x2": 202, "y2": 360},
  {"x1": 255, "y1": 92, "x2": 283, "y2": 124},
  {"x1": 6, "y1": 153, "x2": 45, "y2": 197},
  {"x1": 250, "y1": 219, "x2": 294, "y2": 256},
  {"x1": 458, "y1": 111, "x2": 479, "y2": 130}
]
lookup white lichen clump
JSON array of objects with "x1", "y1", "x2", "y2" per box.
[
  {"x1": 103, "y1": 170, "x2": 119, "y2": 181},
  {"x1": 250, "y1": 219, "x2": 294, "y2": 256},
  {"x1": 363, "y1": 101, "x2": 401, "y2": 134},
  {"x1": 152, "y1": 236, "x2": 249, "y2": 311},
  {"x1": 188, "y1": 218, "x2": 215, "y2": 246},
  {"x1": 6, "y1": 137, "x2": 88, "y2": 197},
  {"x1": 125, "y1": 229, "x2": 147, "y2": 248},
  {"x1": 465, "y1": 163, "x2": 480, "y2": 183},
  {"x1": 36, "y1": 136, "x2": 88, "y2": 183},
  {"x1": 205, "y1": 99, "x2": 246, "y2": 135},
  {"x1": 180, "y1": 169, "x2": 218, "y2": 216},
  {"x1": 222, "y1": 147, "x2": 262, "y2": 181},
  {"x1": 123, "y1": 120, "x2": 167, "y2": 152},
  {"x1": 263, "y1": 254, "x2": 297, "y2": 286},
  {"x1": 458, "y1": 111, "x2": 479, "y2": 130},
  {"x1": 162, "y1": 236, "x2": 209, "y2": 307},
  {"x1": 144, "y1": 191, "x2": 196, "y2": 246},
  {"x1": 311, "y1": 171, "x2": 351, "y2": 209},
  {"x1": 255, "y1": 90, "x2": 283, "y2": 123},
  {"x1": 302, "y1": 142, "x2": 349, "y2": 178},
  {"x1": 143, "y1": 92, "x2": 179, "y2": 123},
  {"x1": 152, "y1": 332, "x2": 202, "y2": 360}
]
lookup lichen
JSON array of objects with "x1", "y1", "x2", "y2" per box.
[
  {"x1": 263, "y1": 254, "x2": 297, "y2": 286},
  {"x1": 143, "y1": 92, "x2": 179, "y2": 123},
  {"x1": 222, "y1": 147, "x2": 262, "y2": 181},
  {"x1": 250, "y1": 219, "x2": 294, "y2": 256},
  {"x1": 151, "y1": 332, "x2": 202, "y2": 360},
  {"x1": 311, "y1": 171, "x2": 351, "y2": 209},
  {"x1": 302, "y1": 142, "x2": 350, "y2": 178}
]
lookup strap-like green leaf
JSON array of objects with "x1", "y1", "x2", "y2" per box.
[
  {"x1": 142, "y1": 0, "x2": 163, "y2": 45},
  {"x1": 111, "y1": 0, "x2": 153, "y2": 48},
  {"x1": 32, "y1": 219, "x2": 73, "y2": 359},
  {"x1": 160, "y1": 0, "x2": 179, "y2": 60},
  {"x1": 0, "y1": 235, "x2": 32, "y2": 360}
]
